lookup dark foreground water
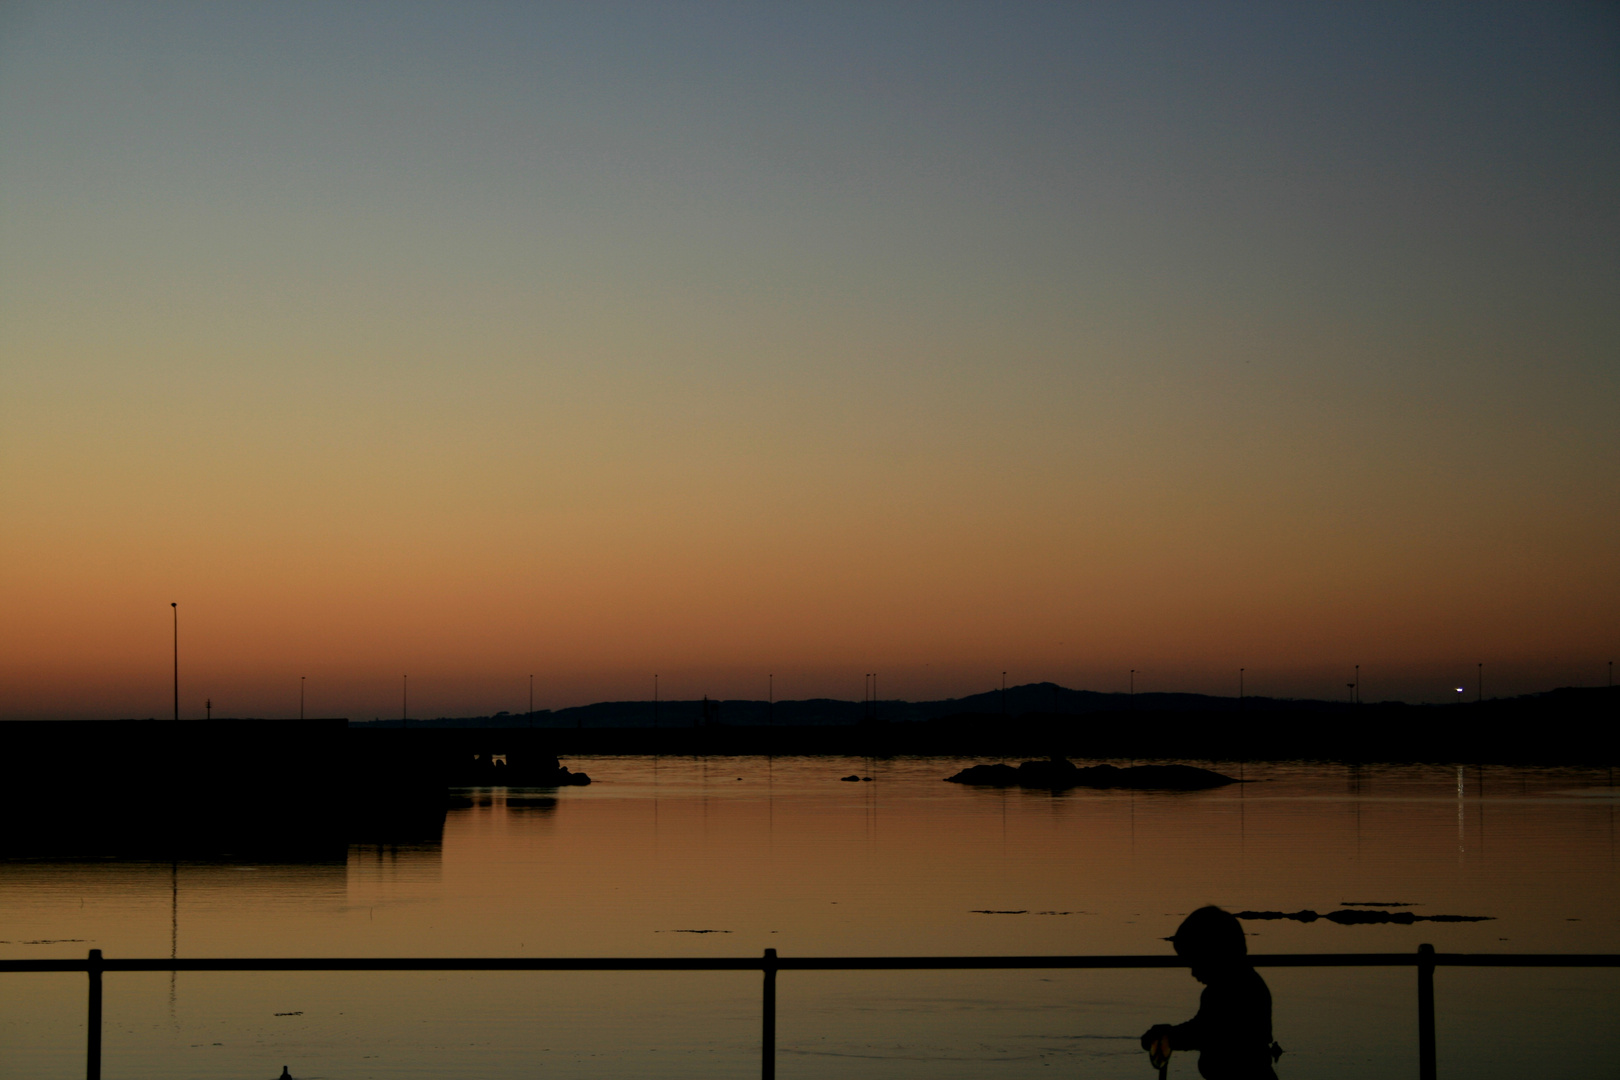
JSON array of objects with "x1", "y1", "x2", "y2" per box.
[{"x1": 2, "y1": 757, "x2": 1616, "y2": 1079}]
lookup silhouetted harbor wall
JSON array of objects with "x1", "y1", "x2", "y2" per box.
[{"x1": 0, "y1": 718, "x2": 446, "y2": 856}]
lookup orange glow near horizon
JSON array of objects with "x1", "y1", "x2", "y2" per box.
[{"x1": 2, "y1": 5, "x2": 1615, "y2": 718}]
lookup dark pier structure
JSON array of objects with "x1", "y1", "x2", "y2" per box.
[{"x1": 0, "y1": 720, "x2": 582, "y2": 858}]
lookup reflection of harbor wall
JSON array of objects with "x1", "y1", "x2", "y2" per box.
[{"x1": 0, "y1": 719, "x2": 447, "y2": 856}]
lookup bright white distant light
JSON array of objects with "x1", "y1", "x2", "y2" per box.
[{"x1": 1456, "y1": 687, "x2": 1465, "y2": 693}]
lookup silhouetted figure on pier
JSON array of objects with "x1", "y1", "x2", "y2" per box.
[{"x1": 1141, "y1": 905, "x2": 1281, "y2": 1079}]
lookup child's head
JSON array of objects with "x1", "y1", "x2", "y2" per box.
[{"x1": 1168, "y1": 906, "x2": 1247, "y2": 980}]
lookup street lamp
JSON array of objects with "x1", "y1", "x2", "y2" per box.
[{"x1": 171, "y1": 603, "x2": 178, "y2": 721}]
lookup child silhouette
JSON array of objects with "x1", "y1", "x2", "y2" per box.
[{"x1": 1141, "y1": 906, "x2": 1280, "y2": 1079}]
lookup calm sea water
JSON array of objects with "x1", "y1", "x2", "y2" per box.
[{"x1": 2, "y1": 756, "x2": 1616, "y2": 1079}]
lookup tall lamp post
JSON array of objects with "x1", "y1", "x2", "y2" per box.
[{"x1": 171, "y1": 603, "x2": 178, "y2": 721}]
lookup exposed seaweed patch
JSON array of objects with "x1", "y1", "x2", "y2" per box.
[
  {"x1": 658, "y1": 929, "x2": 732, "y2": 934},
  {"x1": 970, "y1": 909, "x2": 1029, "y2": 915},
  {"x1": 1236, "y1": 909, "x2": 1490, "y2": 925}
]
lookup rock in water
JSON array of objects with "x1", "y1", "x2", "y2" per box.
[
  {"x1": 945, "y1": 763, "x2": 1021, "y2": 785},
  {"x1": 945, "y1": 759, "x2": 1236, "y2": 790}
]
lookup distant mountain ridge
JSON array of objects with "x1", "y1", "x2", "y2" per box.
[{"x1": 348, "y1": 681, "x2": 1615, "y2": 730}]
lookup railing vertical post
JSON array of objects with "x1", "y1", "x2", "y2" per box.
[
  {"x1": 762, "y1": 948, "x2": 777, "y2": 1080},
  {"x1": 86, "y1": 948, "x2": 103, "y2": 1080},
  {"x1": 1417, "y1": 943, "x2": 1436, "y2": 1080}
]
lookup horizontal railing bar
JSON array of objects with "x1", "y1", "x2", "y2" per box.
[
  {"x1": 1429, "y1": 954, "x2": 1620, "y2": 967},
  {"x1": 2, "y1": 953, "x2": 1616, "y2": 975}
]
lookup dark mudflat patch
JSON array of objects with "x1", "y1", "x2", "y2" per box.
[
  {"x1": 1237, "y1": 909, "x2": 1491, "y2": 925},
  {"x1": 971, "y1": 909, "x2": 1030, "y2": 915},
  {"x1": 946, "y1": 760, "x2": 1237, "y2": 790},
  {"x1": 658, "y1": 929, "x2": 733, "y2": 934}
]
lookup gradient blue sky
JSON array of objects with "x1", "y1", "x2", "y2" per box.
[{"x1": 2, "y1": 2, "x2": 1616, "y2": 718}]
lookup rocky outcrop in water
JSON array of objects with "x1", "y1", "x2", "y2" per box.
[
  {"x1": 945, "y1": 759, "x2": 1236, "y2": 790},
  {"x1": 1235, "y1": 909, "x2": 1491, "y2": 924}
]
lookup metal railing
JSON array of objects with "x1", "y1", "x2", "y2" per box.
[{"x1": 3, "y1": 947, "x2": 1615, "y2": 1080}]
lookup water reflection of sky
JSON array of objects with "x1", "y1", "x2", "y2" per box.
[{"x1": 1, "y1": 758, "x2": 1615, "y2": 1078}]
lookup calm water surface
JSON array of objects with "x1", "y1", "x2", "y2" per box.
[{"x1": 2, "y1": 756, "x2": 1616, "y2": 1079}]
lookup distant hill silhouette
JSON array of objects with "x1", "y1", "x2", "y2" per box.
[
  {"x1": 349, "y1": 681, "x2": 1612, "y2": 727},
  {"x1": 349, "y1": 682, "x2": 1617, "y2": 764}
]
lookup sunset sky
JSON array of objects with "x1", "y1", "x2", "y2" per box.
[{"x1": 2, "y1": 2, "x2": 1616, "y2": 720}]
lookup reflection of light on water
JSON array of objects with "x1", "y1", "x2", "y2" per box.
[{"x1": 1457, "y1": 765, "x2": 1466, "y2": 860}]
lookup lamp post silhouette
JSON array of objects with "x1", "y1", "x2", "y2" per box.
[
  {"x1": 170, "y1": 603, "x2": 178, "y2": 721},
  {"x1": 653, "y1": 674, "x2": 659, "y2": 731},
  {"x1": 1355, "y1": 664, "x2": 1360, "y2": 705},
  {"x1": 205, "y1": 698, "x2": 211, "y2": 721},
  {"x1": 528, "y1": 674, "x2": 534, "y2": 728},
  {"x1": 768, "y1": 674, "x2": 773, "y2": 726},
  {"x1": 1239, "y1": 667, "x2": 1244, "y2": 707}
]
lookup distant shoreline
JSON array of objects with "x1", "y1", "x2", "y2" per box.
[{"x1": 348, "y1": 683, "x2": 1617, "y2": 766}]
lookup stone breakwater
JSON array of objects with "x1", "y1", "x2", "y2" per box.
[{"x1": 1235, "y1": 909, "x2": 1493, "y2": 925}]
